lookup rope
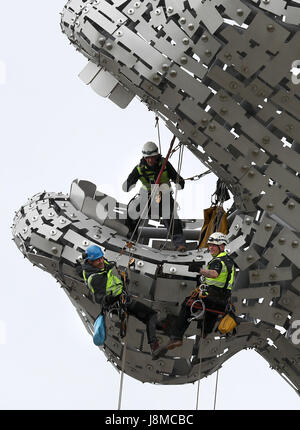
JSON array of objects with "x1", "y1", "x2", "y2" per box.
[
  {"x1": 155, "y1": 116, "x2": 162, "y2": 154},
  {"x1": 118, "y1": 315, "x2": 129, "y2": 410},
  {"x1": 184, "y1": 169, "x2": 211, "y2": 182},
  {"x1": 213, "y1": 369, "x2": 219, "y2": 410},
  {"x1": 195, "y1": 318, "x2": 205, "y2": 410},
  {"x1": 159, "y1": 142, "x2": 184, "y2": 251}
]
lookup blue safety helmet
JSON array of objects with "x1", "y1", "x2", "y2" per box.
[{"x1": 86, "y1": 245, "x2": 104, "y2": 261}]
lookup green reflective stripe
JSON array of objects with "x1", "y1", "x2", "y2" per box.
[
  {"x1": 137, "y1": 162, "x2": 171, "y2": 190},
  {"x1": 106, "y1": 270, "x2": 123, "y2": 297},
  {"x1": 205, "y1": 252, "x2": 234, "y2": 290}
]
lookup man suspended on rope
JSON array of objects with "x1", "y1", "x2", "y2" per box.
[
  {"x1": 122, "y1": 141, "x2": 187, "y2": 252},
  {"x1": 153, "y1": 233, "x2": 235, "y2": 360},
  {"x1": 76, "y1": 245, "x2": 160, "y2": 357}
]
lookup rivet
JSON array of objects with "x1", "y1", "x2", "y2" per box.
[
  {"x1": 236, "y1": 9, "x2": 244, "y2": 16},
  {"x1": 201, "y1": 118, "x2": 208, "y2": 125},
  {"x1": 180, "y1": 56, "x2": 188, "y2": 65},
  {"x1": 152, "y1": 74, "x2": 160, "y2": 82},
  {"x1": 179, "y1": 17, "x2": 186, "y2": 25},
  {"x1": 128, "y1": 8, "x2": 135, "y2": 15},
  {"x1": 220, "y1": 107, "x2": 227, "y2": 115},
  {"x1": 116, "y1": 30, "x2": 123, "y2": 37},
  {"x1": 278, "y1": 237, "x2": 286, "y2": 245},
  {"x1": 154, "y1": 9, "x2": 161, "y2": 15},
  {"x1": 262, "y1": 136, "x2": 270, "y2": 144},
  {"x1": 167, "y1": 6, "x2": 174, "y2": 13},
  {"x1": 60, "y1": 218, "x2": 66, "y2": 224},
  {"x1": 182, "y1": 38, "x2": 189, "y2": 45},
  {"x1": 265, "y1": 224, "x2": 272, "y2": 231},
  {"x1": 267, "y1": 24, "x2": 275, "y2": 32},
  {"x1": 224, "y1": 52, "x2": 232, "y2": 60},
  {"x1": 161, "y1": 63, "x2": 169, "y2": 72},
  {"x1": 137, "y1": 261, "x2": 144, "y2": 267},
  {"x1": 282, "y1": 298, "x2": 289, "y2": 305},
  {"x1": 201, "y1": 35, "x2": 208, "y2": 42},
  {"x1": 205, "y1": 50, "x2": 212, "y2": 57},
  {"x1": 248, "y1": 171, "x2": 255, "y2": 178},
  {"x1": 208, "y1": 124, "x2": 216, "y2": 131},
  {"x1": 170, "y1": 267, "x2": 177, "y2": 273},
  {"x1": 134, "y1": 1, "x2": 141, "y2": 7},
  {"x1": 252, "y1": 149, "x2": 260, "y2": 156},
  {"x1": 82, "y1": 240, "x2": 89, "y2": 246},
  {"x1": 32, "y1": 216, "x2": 38, "y2": 222},
  {"x1": 266, "y1": 203, "x2": 274, "y2": 210},
  {"x1": 52, "y1": 247, "x2": 58, "y2": 255},
  {"x1": 106, "y1": 42, "x2": 113, "y2": 50},
  {"x1": 50, "y1": 230, "x2": 57, "y2": 236},
  {"x1": 292, "y1": 240, "x2": 299, "y2": 248},
  {"x1": 269, "y1": 273, "x2": 277, "y2": 280},
  {"x1": 288, "y1": 202, "x2": 295, "y2": 209},
  {"x1": 169, "y1": 70, "x2": 177, "y2": 78},
  {"x1": 274, "y1": 313, "x2": 282, "y2": 320},
  {"x1": 245, "y1": 218, "x2": 251, "y2": 225},
  {"x1": 247, "y1": 255, "x2": 254, "y2": 262},
  {"x1": 99, "y1": 37, "x2": 106, "y2": 46},
  {"x1": 230, "y1": 81, "x2": 238, "y2": 90},
  {"x1": 48, "y1": 212, "x2": 54, "y2": 217}
]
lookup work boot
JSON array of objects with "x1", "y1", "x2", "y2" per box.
[
  {"x1": 176, "y1": 245, "x2": 187, "y2": 253},
  {"x1": 150, "y1": 340, "x2": 160, "y2": 358},
  {"x1": 152, "y1": 338, "x2": 183, "y2": 360}
]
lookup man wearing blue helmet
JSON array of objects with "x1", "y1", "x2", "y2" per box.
[{"x1": 77, "y1": 245, "x2": 160, "y2": 356}]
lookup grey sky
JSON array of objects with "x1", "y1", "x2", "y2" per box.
[{"x1": 0, "y1": 1, "x2": 299, "y2": 410}]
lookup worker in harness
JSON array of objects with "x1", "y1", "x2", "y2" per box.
[
  {"x1": 76, "y1": 245, "x2": 160, "y2": 357},
  {"x1": 122, "y1": 141, "x2": 187, "y2": 252},
  {"x1": 153, "y1": 232, "x2": 235, "y2": 360}
]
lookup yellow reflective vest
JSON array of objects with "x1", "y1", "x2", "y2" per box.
[
  {"x1": 205, "y1": 252, "x2": 235, "y2": 291},
  {"x1": 83, "y1": 260, "x2": 123, "y2": 297},
  {"x1": 137, "y1": 159, "x2": 171, "y2": 191}
]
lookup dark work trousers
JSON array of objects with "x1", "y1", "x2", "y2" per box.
[
  {"x1": 126, "y1": 299, "x2": 158, "y2": 344},
  {"x1": 170, "y1": 291, "x2": 230, "y2": 341}
]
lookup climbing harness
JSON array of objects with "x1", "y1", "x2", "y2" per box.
[{"x1": 187, "y1": 299, "x2": 206, "y2": 323}]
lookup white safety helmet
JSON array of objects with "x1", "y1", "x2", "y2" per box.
[
  {"x1": 142, "y1": 141, "x2": 159, "y2": 157},
  {"x1": 207, "y1": 232, "x2": 228, "y2": 246}
]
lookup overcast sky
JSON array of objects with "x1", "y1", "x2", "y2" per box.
[{"x1": 0, "y1": 1, "x2": 299, "y2": 410}]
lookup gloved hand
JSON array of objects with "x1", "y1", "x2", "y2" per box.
[{"x1": 120, "y1": 291, "x2": 132, "y2": 308}]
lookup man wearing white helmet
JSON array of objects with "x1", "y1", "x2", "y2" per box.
[
  {"x1": 122, "y1": 141, "x2": 187, "y2": 252},
  {"x1": 154, "y1": 232, "x2": 235, "y2": 360}
]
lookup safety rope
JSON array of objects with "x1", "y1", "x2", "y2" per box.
[
  {"x1": 184, "y1": 169, "x2": 211, "y2": 182},
  {"x1": 155, "y1": 116, "x2": 162, "y2": 155},
  {"x1": 117, "y1": 317, "x2": 128, "y2": 410},
  {"x1": 213, "y1": 369, "x2": 220, "y2": 410},
  {"x1": 158, "y1": 141, "x2": 184, "y2": 251},
  {"x1": 195, "y1": 318, "x2": 205, "y2": 410}
]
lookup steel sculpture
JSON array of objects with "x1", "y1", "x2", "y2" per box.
[{"x1": 12, "y1": 1, "x2": 300, "y2": 392}]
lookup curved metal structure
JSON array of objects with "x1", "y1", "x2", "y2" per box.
[{"x1": 12, "y1": 1, "x2": 300, "y2": 392}]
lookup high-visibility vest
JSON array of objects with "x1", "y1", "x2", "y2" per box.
[
  {"x1": 137, "y1": 159, "x2": 171, "y2": 191},
  {"x1": 83, "y1": 260, "x2": 123, "y2": 297},
  {"x1": 205, "y1": 252, "x2": 235, "y2": 291}
]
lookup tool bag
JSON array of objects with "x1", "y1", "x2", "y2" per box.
[
  {"x1": 93, "y1": 314, "x2": 106, "y2": 346},
  {"x1": 218, "y1": 311, "x2": 237, "y2": 335}
]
